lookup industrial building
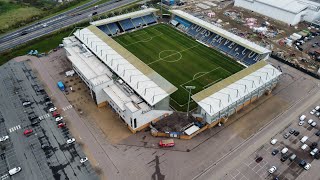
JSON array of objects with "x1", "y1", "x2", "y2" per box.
[
  {"x1": 192, "y1": 61, "x2": 281, "y2": 127},
  {"x1": 63, "y1": 9, "x2": 177, "y2": 133},
  {"x1": 234, "y1": 0, "x2": 320, "y2": 25}
]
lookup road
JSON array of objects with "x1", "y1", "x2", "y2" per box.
[{"x1": 0, "y1": 0, "x2": 137, "y2": 53}]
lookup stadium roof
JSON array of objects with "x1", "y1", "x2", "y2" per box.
[
  {"x1": 74, "y1": 26, "x2": 177, "y2": 106},
  {"x1": 91, "y1": 8, "x2": 158, "y2": 26},
  {"x1": 192, "y1": 61, "x2": 281, "y2": 117},
  {"x1": 256, "y1": 0, "x2": 320, "y2": 14},
  {"x1": 170, "y1": 10, "x2": 271, "y2": 54}
]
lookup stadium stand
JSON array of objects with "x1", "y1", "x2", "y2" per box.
[
  {"x1": 217, "y1": 39, "x2": 235, "y2": 53},
  {"x1": 106, "y1": 23, "x2": 120, "y2": 35},
  {"x1": 97, "y1": 25, "x2": 112, "y2": 35},
  {"x1": 187, "y1": 24, "x2": 203, "y2": 36},
  {"x1": 142, "y1": 14, "x2": 157, "y2": 25},
  {"x1": 242, "y1": 52, "x2": 260, "y2": 66},
  {"x1": 119, "y1": 19, "x2": 135, "y2": 31},
  {"x1": 131, "y1": 17, "x2": 146, "y2": 27},
  {"x1": 173, "y1": 16, "x2": 192, "y2": 28}
]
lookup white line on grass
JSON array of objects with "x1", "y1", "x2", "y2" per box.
[{"x1": 203, "y1": 78, "x2": 222, "y2": 89}]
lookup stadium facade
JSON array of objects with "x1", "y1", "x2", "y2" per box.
[
  {"x1": 235, "y1": 0, "x2": 320, "y2": 25},
  {"x1": 63, "y1": 8, "x2": 281, "y2": 134}
]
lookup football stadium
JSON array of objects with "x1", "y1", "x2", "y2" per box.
[{"x1": 63, "y1": 8, "x2": 282, "y2": 134}]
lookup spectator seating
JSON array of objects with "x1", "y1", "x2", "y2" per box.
[
  {"x1": 97, "y1": 25, "x2": 112, "y2": 35},
  {"x1": 142, "y1": 14, "x2": 157, "y2": 25},
  {"x1": 196, "y1": 30, "x2": 212, "y2": 42},
  {"x1": 107, "y1": 23, "x2": 120, "y2": 35},
  {"x1": 207, "y1": 35, "x2": 224, "y2": 47},
  {"x1": 217, "y1": 40, "x2": 236, "y2": 53},
  {"x1": 119, "y1": 19, "x2": 135, "y2": 31},
  {"x1": 187, "y1": 24, "x2": 203, "y2": 36},
  {"x1": 242, "y1": 52, "x2": 260, "y2": 66},
  {"x1": 132, "y1": 17, "x2": 146, "y2": 28},
  {"x1": 173, "y1": 16, "x2": 192, "y2": 28}
]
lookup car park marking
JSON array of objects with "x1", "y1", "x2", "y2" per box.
[
  {"x1": 62, "y1": 105, "x2": 73, "y2": 111},
  {"x1": 38, "y1": 113, "x2": 50, "y2": 120},
  {"x1": 0, "y1": 174, "x2": 8, "y2": 180},
  {"x1": 9, "y1": 125, "x2": 21, "y2": 133}
]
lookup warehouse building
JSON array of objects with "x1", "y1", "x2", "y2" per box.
[
  {"x1": 192, "y1": 61, "x2": 282, "y2": 126},
  {"x1": 234, "y1": 0, "x2": 320, "y2": 25},
  {"x1": 63, "y1": 16, "x2": 177, "y2": 133}
]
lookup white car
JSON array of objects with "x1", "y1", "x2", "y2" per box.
[
  {"x1": 311, "y1": 109, "x2": 316, "y2": 114},
  {"x1": 308, "y1": 119, "x2": 314, "y2": 124},
  {"x1": 66, "y1": 138, "x2": 75, "y2": 144},
  {"x1": 301, "y1": 144, "x2": 308, "y2": 150},
  {"x1": 304, "y1": 163, "x2": 311, "y2": 170},
  {"x1": 80, "y1": 157, "x2": 88, "y2": 164},
  {"x1": 299, "y1": 121, "x2": 304, "y2": 126},
  {"x1": 311, "y1": 121, "x2": 317, "y2": 127},
  {"x1": 315, "y1": 106, "x2": 320, "y2": 111},
  {"x1": 55, "y1": 116, "x2": 63, "y2": 122},
  {"x1": 270, "y1": 139, "x2": 278, "y2": 145},
  {"x1": 281, "y1": 147, "x2": 288, "y2": 154},
  {"x1": 49, "y1": 107, "x2": 57, "y2": 112},
  {"x1": 300, "y1": 115, "x2": 306, "y2": 121},
  {"x1": 268, "y1": 166, "x2": 277, "y2": 174},
  {"x1": 0, "y1": 135, "x2": 9, "y2": 142},
  {"x1": 22, "y1": 101, "x2": 31, "y2": 106},
  {"x1": 8, "y1": 167, "x2": 21, "y2": 175}
]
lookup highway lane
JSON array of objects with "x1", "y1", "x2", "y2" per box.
[
  {"x1": 0, "y1": 0, "x2": 136, "y2": 52},
  {"x1": 0, "y1": 0, "x2": 100, "y2": 43}
]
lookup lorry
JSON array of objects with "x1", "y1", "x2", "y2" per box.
[{"x1": 57, "y1": 81, "x2": 65, "y2": 91}]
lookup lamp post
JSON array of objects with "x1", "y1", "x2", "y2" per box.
[{"x1": 185, "y1": 86, "x2": 195, "y2": 117}]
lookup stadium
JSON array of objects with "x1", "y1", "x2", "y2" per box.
[{"x1": 63, "y1": 8, "x2": 281, "y2": 135}]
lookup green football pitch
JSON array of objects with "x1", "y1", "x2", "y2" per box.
[{"x1": 114, "y1": 24, "x2": 244, "y2": 111}]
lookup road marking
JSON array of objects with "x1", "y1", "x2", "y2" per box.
[
  {"x1": 0, "y1": 174, "x2": 8, "y2": 180},
  {"x1": 39, "y1": 113, "x2": 50, "y2": 120},
  {"x1": 9, "y1": 125, "x2": 21, "y2": 133},
  {"x1": 62, "y1": 105, "x2": 73, "y2": 111}
]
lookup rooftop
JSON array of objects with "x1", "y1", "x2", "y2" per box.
[
  {"x1": 192, "y1": 61, "x2": 282, "y2": 116},
  {"x1": 256, "y1": 0, "x2": 320, "y2": 13},
  {"x1": 170, "y1": 10, "x2": 271, "y2": 54}
]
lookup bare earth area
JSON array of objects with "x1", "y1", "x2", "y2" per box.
[{"x1": 11, "y1": 49, "x2": 320, "y2": 180}]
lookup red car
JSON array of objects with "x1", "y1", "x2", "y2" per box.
[
  {"x1": 52, "y1": 111, "x2": 60, "y2": 118},
  {"x1": 58, "y1": 123, "x2": 66, "y2": 128},
  {"x1": 159, "y1": 139, "x2": 175, "y2": 147},
  {"x1": 23, "y1": 129, "x2": 33, "y2": 136}
]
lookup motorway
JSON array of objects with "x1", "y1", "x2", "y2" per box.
[{"x1": 0, "y1": 0, "x2": 137, "y2": 53}]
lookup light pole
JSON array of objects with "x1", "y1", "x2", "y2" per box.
[{"x1": 185, "y1": 86, "x2": 196, "y2": 117}]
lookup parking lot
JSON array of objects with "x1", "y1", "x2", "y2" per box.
[
  {"x1": 0, "y1": 60, "x2": 98, "y2": 180},
  {"x1": 226, "y1": 102, "x2": 320, "y2": 180}
]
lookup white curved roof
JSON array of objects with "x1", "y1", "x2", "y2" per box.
[
  {"x1": 170, "y1": 10, "x2": 271, "y2": 54},
  {"x1": 74, "y1": 26, "x2": 177, "y2": 106}
]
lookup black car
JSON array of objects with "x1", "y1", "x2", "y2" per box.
[
  {"x1": 31, "y1": 120, "x2": 39, "y2": 126},
  {"x1": 283, "y1": 133, "x2": 291, "y2": 139},
  {"x1": 255, "y1": 157, "x2": 263, "y2": 163},
  {"x1": 311, "y1": 142, "x2": 318, "y2": 149},
  {"x1": 272, "y1": 149, "x2": 279, "y2": 156},
  {"x1": 28, "y1": 114, "x2": 38, "y2": 120},
  {"x1": 315, "y1": 131, "x2": 320, "y2": 136},
  {"x1": 281, "y1": 154, "x2": 289, "y2": 162},
  {"x1": 41, "y1": 143, "x2": 50, "y2": 149},
  {"x1": 299, "y1": 160, "x2": 306, "y2": 167},
  {"x1": 294, "y1": 131, "x2": 300, "y2": 136}
]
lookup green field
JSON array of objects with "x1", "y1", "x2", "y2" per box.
[{"x1": 114, "y1": 24, "x2": 244, "y2": 111}]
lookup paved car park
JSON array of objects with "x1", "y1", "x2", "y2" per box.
[
  {"x1": 0, "y1": 60, "x2": 98, "y2": 180},
  {"x1": 227, "y1": 102, "x2": 320, "y2": 180}
]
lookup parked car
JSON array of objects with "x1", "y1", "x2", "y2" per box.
[
  {"x1": 311, "y1": 142, "x2": 318, "y2": 149},
  {"x1": 311, "y1": 148, "x2": 319, "y2": 156},
  {"x1": 304, "y1": 163, "x2": 311, "y2": 170},
  {"x1": 58, "y1": 123, "x2": 66, "y2": 128},
  {"x1": 283, "y1": 133, "x2": 290, "y2": 139},
  {"x1": 311, "y1": 121, "x2": 317, "y2": 127},
  {"x1": 301, "y1": 144, "x2": 308, "y2": 150},
  {"x1": 299, "y1": 160, "x2": 306, "y2": 167},
  {"x1": 294, "y1": 131, "x2": 300, "y2": 136},
  {"x1": 268, "y1": 166, "x2": 277, "y2": 174},
  {"x1": 80, "y1": 157, "x2": 88, "y2": 164},
  {"x1": 66, "y1": 138, "x2": 75, "y2": 144},
  {"x1": 301, "y1": 136, "x2": 308, "y2": 143},
  {"x1": 55, "y1": 116, "x2": 63, "y2": 122},
  {"x1": 290, "y1": 154, "x2": 296, "y2": 161},
  {"x1": 0, "y1": 135, "x2": 9, "y2": 142},
  {"x1": 22, "y1": 101, "x2": 31, "y2": 107},
  {"x1": 281, "y1": 154, "x2": 289, "y2": 162},
  {"x1": 311, "y1": 109, "x2": 316, "y2": 114},
  {"x1": 270, "y1": 139, "x2": 278, "y2": 145},
  {"x1": 272, "y1": 149, "x2": 279, "y2": 156},
  {"x1": 8, "y1": 167, "x2": 21, "y2": 176},
  {"x1": 281, "y1": 147, "x2": 288, "y2": 154},
  {"x1": 23, "y1": 129, "x2": 33, "y2": 136},
  {"x1": 52, "y1": 111, "x2": 60, "y2": 117},
  {"x1": 31, "y1": 120, "x2": 40, "y2": 126},
  {"x1": 289, "y1": 129, "x2": 295, "y2": 134},
  {"x1": 256, "y1": 157, "x2": 263, "y2": 163},
  {"x1": 300, "y1": 115, "x2": 306, "y2": 121},
  {"x1": 315, "y1": 106, "x2": 320, "y2": 111},
  {"x1": 316, "y1": 112, "x2": 320, "y2": 117},
  {"x1": 159, "y1": 139, "x2": 174, "y2": 147},
  {"x1": 315, "y1": 131, "x2": 320, "y2": 136},
  {"x1": 49, "y1": 107, "x2": 57, "y2": 112},
  {"x1": 299, "y1": 121, "x2": 304, "y2": 126},
  {"x1": 41, "y1": 143, "x2": 50, "y2": 149},
  {"x1": 308, "y1": 119, "x2": 314, "y2": 124}
]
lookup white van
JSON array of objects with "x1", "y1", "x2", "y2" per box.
[
  {"x1": 301, "y1": 136, "x2": 308, "y2": 143},
  {"x1": 8, "y1": 167, "x2": 21, "y2": 175},
  {"x1": 300, "y1": 115, "x2": 306, "y2": 121}
]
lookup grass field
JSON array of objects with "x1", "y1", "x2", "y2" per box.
[{"x1": 114, "y1": 24, "x2": 244, "y2": 111}]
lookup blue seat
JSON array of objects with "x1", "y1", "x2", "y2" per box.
[
  {"x1": 107, "y1": 23, "x2": 120, "y2": 35},
  {"x1": 97, "y1": 25, "x2": 112, "y2": 35},
  {"x1": 119, "y1": 19, "x2": 135, "y2": 31},
  {"x1": 218, "y1": 39, "x2": 236, "y2": 53},
  {"x1": 174, "y1": 16, "x2": 192, "y2": 28},
  {"x1": 142, "y1": 14, "x2": 156, "y2": 24},
  {"x1": 196, "y1": 30, "x2": 213, "y2": 42},
  {"x1": 205, "y1": 32, "x2": 218, "y2": 44},
  {"x1": 131, "y1": 17, "x2": 146, "y2": 27},
  {"x1": 187, "y1": 24, "x2": 202, "y2": 36},
  {"x1": 242, "y1": 52, "x2": 260, "y2": 66},
  {"x1": 207, "y1": 34, "x2": 224, "y2": 47},
  {"x1": 228, "y1": 45, "x2": 248, "y2": 60}
]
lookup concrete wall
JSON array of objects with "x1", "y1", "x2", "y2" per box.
[{"x1": 154, "y1": 96, "x2": 170, "y2": 110}]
